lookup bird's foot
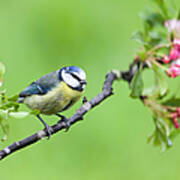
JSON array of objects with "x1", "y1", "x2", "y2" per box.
[
  {"x1": 45, "y1": 125, "x2": 52, "y2": 139},
  {"x1": 37, "y1": 115, "x2": 51, "y2": 139},
  {"x1": 56, "y1": 114, "x2": 70, "y2": 132},
  {"x1": 45, "y1": 126, "x2": 51, "y2": 140},
  {"x1": 82, "y1": 96, "x2": 88, "y2": 104}
]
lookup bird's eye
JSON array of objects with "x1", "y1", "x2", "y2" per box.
[{"x1": 70, "y1": 73, "x2": 81, "y2": 82}]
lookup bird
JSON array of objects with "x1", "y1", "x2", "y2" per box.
[{"x1": 18, "y1": 66, "x2": 87, "y2": 138}]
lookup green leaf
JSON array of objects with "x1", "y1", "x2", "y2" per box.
[
  {"x1": 149, "y1": 32, "x2": 163, "y2": 47},
  {"x1": 9, "y1": 111, "x2": 30, "y2": 119},
  {"x1": 130, "y1": 65, "x2": 144, "y2": 98},
  {"x1": 152, "y1": 0, "x2": 169, "y2": 19},
  {"x1": 0, "y1": 110, "x2": 9, "y2": 141},
  {"x1": 147, "y1": 12, "x2": 164, "y2": 26},
  {"x1": 153, "y1": 63, "x2": 168, "y2": 98},
  {"x1": 0, "y1": 62, "x2": 5, "y2": 78},
  {"x1": 0, "y1": 62, "x2": 5, "y2": 87},
  {"x1": 147, "y1": 130, "x2": 160, "y2": 146},
  {"x1": 143, "y1": 21, "x2": 152, "y2": 36},
  {"x1": 140, "y1": 12, "x2": 164, "y2": 30},
  {"x1": 177, "y1": 9, "x2": 180, "y2": 19},
  {"x1": 0, "y1": 101, "x2": 20, "y2": 112},
  {"x1": 149, "y1": 30, "x2": 167, "y2": 47},
  {"x1": 169, "y1": 128, "x2": 180, "y2": 140},
  {"x1": 0, "y1": 110, "x2": 30, "y2": 141},
  {"x1": 163, "y1": 98, "x2": 180, "y2": 107},
  {"x1": 131, "y1": 31, "x2": 147, "y2": 45},
  {"x1": 138, "y1": 51, "x2": 147, "y2": 61},
  {"x1": 148, "y1": 116, "x2": 172, "y2": 151},
  {"x1": 148, "y1": 130, "x2": 172, "y2": 151},
  {"x1": 8, "y1": 94, "x2": 19, "y2": 102}
]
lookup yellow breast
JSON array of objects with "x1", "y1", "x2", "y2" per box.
[{"x1": 24, "y1": 82, "x2": 83, "y2": 115}]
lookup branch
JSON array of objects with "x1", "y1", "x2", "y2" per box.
[{"x1": 0, "y1": 61, "x2": 139, "y2": 161}]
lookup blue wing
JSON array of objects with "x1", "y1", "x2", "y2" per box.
[
  {"x1": 19, "y1": 71, "x2": 60, "y2": 98},
  {"x1": 19, "y1": 82, "x2": 47, "y2": 97}
]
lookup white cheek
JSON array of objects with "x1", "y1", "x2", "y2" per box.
[
  {"x1": 73, "y1": 71, "x2": 86, "y2": 80},
  {"x1": 62, "y1": 71, "x2": 80, "y2": 88},
  {"x1": 82, "y1": 84, "x2": 86, "y2": 90}
]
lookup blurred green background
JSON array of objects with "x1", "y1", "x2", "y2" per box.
[{"x1": 0, "y1": 0, "x2": 180, "y2": 179}]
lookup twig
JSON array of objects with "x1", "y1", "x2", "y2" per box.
[
  {"x1": 0, "y1": 61, "x2": 140, "y2": 161},
  {"x1": 146, "y1": 43, "x2": 171, "y2": 57}
]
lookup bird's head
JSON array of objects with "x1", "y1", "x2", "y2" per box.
[{"x1": 59, "y1": 66, "x2": 87, "y2": 91}]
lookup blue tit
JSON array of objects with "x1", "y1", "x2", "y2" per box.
[{"x1": 18, "y1": 66, "x2": 87, "y2": 137}]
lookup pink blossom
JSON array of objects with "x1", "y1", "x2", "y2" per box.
[
  {"x1": 165, "y1": 19, "x2": 180, "y2": 32},
  {"x1": 165, "y1": 19, "x2": 180, "y2": 39},
  {"x1": 167, "y1": 65, "x2": 180, "y2": 78},
  {"x1": 166, "y1": 59, "x2": 180, "y2": 78},
  {"x1": 168, "y1": 39, "x2": 180, "y2": 61},
  {"x1": 161, "y1": 56, "x2": 171, "y2": 64},
  {"x1": 171, "y1": 59, "x2": 180, "y2": 67},
  {"x1": 160, "y1": 39, "x2": 180, "y2": 78},
  {"x1": 176, "y1": 108, "x2": 180, "y2": 117},
  {"x1": 170, "y1": 112, "x2": 178, "y2": 119},
  {"x1": 170, "y1": 112, "x2": 180, "y2": 129},
  {"x1": 169, "y1": 47, "x2": 180, "y2": 60},
  {"x1": 169, "y1": 48, "x2": 179, "y2": 60},
  {"x1": 174, "y1": 117, "x2": 179, "y2": 129},
  {"x1": 173, "y1": 39, "x2": 180, "y2": 47}
]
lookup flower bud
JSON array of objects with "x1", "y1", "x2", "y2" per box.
[
  {"x1": 162, "y1": 56, "x2": 171, "y2": 64},
  {"x1": 176, "y1": 107, "x2": 180, "y2": 117},
  {"x1": 169, "y1": 47, "x2": 180, "y2": 60},
  {"x1": 173, "y1": 117, "x2": 179, "y2": 129},
  {"x1": 170, "y1": 112, "x2": 177, "y2": 119}
]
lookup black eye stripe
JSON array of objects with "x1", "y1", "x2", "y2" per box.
[{"x1": 70, "y1": 73, "x2": 81, "y2": 81}]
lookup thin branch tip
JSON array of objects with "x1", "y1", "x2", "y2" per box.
[{"x1": 111, "y1": 69, "x2": 122, "y2": 80}]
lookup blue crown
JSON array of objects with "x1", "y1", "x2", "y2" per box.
[
  {"x1": 68, "y1": 66, "x2": 82, "y2": 73},
  {"x1": 58, "y1": 66, "x2": 83, "y2": 80}
]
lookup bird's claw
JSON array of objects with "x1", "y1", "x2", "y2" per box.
[
  {"x1": 82, "y1": 96, "x2": 88, "y2": 104},
  {"x1": 57, "y1": 114, "x2": 70, "y2": 132},
  {"x1": 36, "y1": 115, "x2": 51, "y2": 139},
  {"x1": 64, "y1": 120, "x2": 70, "y2": 132},
  {"x1": 45, "y1": 125, "x2": 52, "y2": 139}
]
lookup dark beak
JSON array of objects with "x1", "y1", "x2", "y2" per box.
[{"x1": 80, "y1": 80, "x2": 87, "y2": 85}]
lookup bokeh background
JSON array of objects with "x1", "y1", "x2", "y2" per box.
[{"x1": 0, "y1": 0, "x2": 180, "y2": 179}]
